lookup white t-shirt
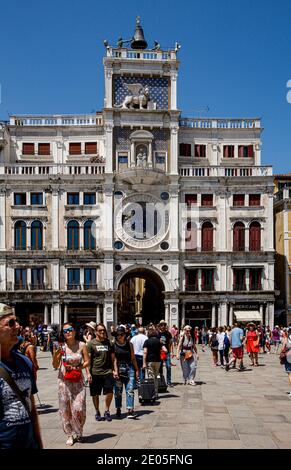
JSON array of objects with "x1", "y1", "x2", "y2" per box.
[
  {"x1": 217, "y1": 332, "x2": 225, "y2": 351},
  {"x1": 130, "y1": 334, "x2": 148, "y2": 356}
]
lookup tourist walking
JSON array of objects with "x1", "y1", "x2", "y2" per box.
[
  {"x1": 272, "y1": 326, "x2": 281, "y2": 353},
  {"x1": 177, "y1": 325, "x2": 198, "y2": 385},
  {"x1": 0, "y1": 303, "x2": 43, "y2": 449},
  {"x1": 157, "y1": 320, "x2": 174, "y2": 387},
  {"x1": 245, "y1": 323, "x2": 260, "y2": 366},
  {"x1": 209, "y1": 327, "x2": 219, "y2": 366},
  {"x1": 201, "y1": 327, "x2": 208, "y2": 352},
  {"x1": 19, "y1": 331, "x2": 39, "y2": 380},
  {"x1": 52, "y1": 322, "x2": 89, "y2": 446},
  {"x1": 216, "y1": 327, "x2": 226, "y2": 366},
  {"x1": 223, "y1": 327, "x2": 231, "y2": 364},
  {"x1": 225, "y1": 323, "x2": 245, "y2": 371},
  {"x1": 281, "y1": 332, "x2": 291, "y2": 397},
  {"x1": 83, "y1": 322, "x2": 96, "y2": 344},
  {"x1": 130, "y1": 326, "x2": 148, "y2": 381},
  {"x1": 113, "y1": 326, "x2": 139, "y2": 418},
  {"x1": 87, "y1": 323, "x2": 118, "y2": 423},
  {"x1": 143, "y1": 325, "x2": 162, "y2": 398}
]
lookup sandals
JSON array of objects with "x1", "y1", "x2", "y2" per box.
[{"x1": 66, "y1": 435, "x2": 74, "y2": 446}]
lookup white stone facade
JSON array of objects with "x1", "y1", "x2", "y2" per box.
[{"x1": 0, "y1": 28, "x2": 275, "y2": 330}]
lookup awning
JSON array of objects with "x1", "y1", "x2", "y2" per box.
[{"x1": 234, "y1": 311, "x2": 262, "y2": 321}]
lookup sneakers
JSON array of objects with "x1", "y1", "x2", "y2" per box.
[
  {"x1": 225, "y1": 364, "x2": 230, "y2": 371},
  {"x1": 116, "y1": 408, "x2": 121, "y2": 418},
  {"x1": 104, "y1": 410, "x2": 112, "y2": 422},
  {"x1": 127, "y1": 410, "x2": 137, "y2": 419},
  {"x1": 167, "y1": 383, "x2": 174, "y2": 388},
  {"x1": 66, "y1": 435, "x2": 74, "y2": 446},
  {"x1": 189, "y1": 381, "x2": 196, "y2": 386},
  {"x1": 95, "y1": 411, "x2": 102, "y2": 422}
]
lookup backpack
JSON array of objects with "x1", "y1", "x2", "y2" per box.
[
  {"x1": 224, "y1": 334, "x2": 230, "y2": 348},
  {"x1": 211, "y1": 333, "x2": 218, "y2": 348}
]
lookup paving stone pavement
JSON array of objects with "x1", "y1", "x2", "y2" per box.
[{"x1": 36, "y1": 346, "x2": 291, "y2": 449}]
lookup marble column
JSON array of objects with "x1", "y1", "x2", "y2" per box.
[{"x1": 211, "y1": 304, "x2": 216, "y2": 327}]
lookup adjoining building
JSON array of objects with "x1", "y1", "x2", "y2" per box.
[
  {"x1": 274, "y1": 174, "x2": 291, "y2": 325},
  {"x1": 0, "y1": 18, "x2": 275, "y2": 330}
]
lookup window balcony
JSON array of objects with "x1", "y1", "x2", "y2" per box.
[
  {"x1": 185, "y1": 284, "x2": 199, "y2": 292},
  {"x1": 249, "y1": 284, "x2": 262, "y2": 291},
  {"x1": 233, "y1": 284, "x2": 247, "y2": 291},
  {"x1": 14, "y1": 283, "x2": 28, "y2": 290},
  {"x1": 83, "y1": 284, "x2": 98, "y2": 290},
  {"x1": 67, "y1": 284, "x2": 81, "y2": 290},
  {"x1": 201, "y1": 284, "x2": 215, "y2": 292},
  {"x1": 30, "y1": 283, "x2": 47, "y2": 290}
]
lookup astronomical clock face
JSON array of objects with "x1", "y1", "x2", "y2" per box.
[{"x1": 114, "y1": 193, "x2": 170, "y2": 248}]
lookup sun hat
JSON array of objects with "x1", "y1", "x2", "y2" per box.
[
  {"x1": 0, "y1": 303, "x2": 14, "y2": 319},
  {"x1": 86, "y1": 321, "x2": 97, "y2": 330},
  {"x1": 159, "y1": 319, "x2": 167, "y2": 325}
]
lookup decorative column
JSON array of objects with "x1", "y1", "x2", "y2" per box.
[
  {"x1": 211, "y1": 304, "x2": 216, "y2": 327},
  {"x1": 246, "y1": 269, "x2": 250, "y2": 291},
  {"x1": 181, "y1": 302, "x2": 185, "y2": 328},
  {"x1": 245, "y1": 227, "x2": 250, "y2": 251},
  {"x1": 44, "y1": 304, "x2": 49, "y2": 325},
  {"x1": 104, "y1": 67, "x2": 113, "y2": 108},
  {"x1": 96, "y1": 304, "x2": 101, "y2": 324},
  {"x1": 130, "y1": 142, "x2": 135, "y2": 167},
  {"x1": 169, "y1": 188, "x2": 179, "y2": 250},
  {"x1": 64, "y1": 304, "x2": 68, "y2": 323},
  {"x1": 52, "y1": 303, "x2": 61, "y2": 326},
  {"x1": 220, "y1": 302, "x2": 228, "y2": 326},
  {"x1": 51, "y1": 187, "x2": 59, "y2": 249},
  {"x1": 148, "y1": 142, "x2": 153, "y2": 168},
  {"x1": 168, "y1": 300, "x2": 179, "y2": 326},
  {"x1": 0, "y1": 188, "x2": 6, "y2": 250},
  {"x1": 170, "y1": 124, "x2": 178, "y2": 175},
  {"x1": 197, "y1": 224, "x2": 202, "y2": 252},
  {"x1": 268, "y1": 303, "x2": 274, "y2": 330},
  {"x1": 229, "y1": 304, "x2": 234, "y2": 326},
  {"x1": 104, "y1": 122, "x2": 114, "y2": 173},
  {"x1": 103, "y1": 182, "x2": 114, "y2": 250},
  {"x1": 170, "y1": 71, "x2": 177, "y2": 110}
]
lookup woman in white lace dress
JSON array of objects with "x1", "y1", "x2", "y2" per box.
[{"x1": 52, "y1": 323, "x2": 90, "y2": 446}]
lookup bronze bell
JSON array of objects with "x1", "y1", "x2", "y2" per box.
[{"x1": 131, "y1": 16, "x2": 148, "y2": 50}]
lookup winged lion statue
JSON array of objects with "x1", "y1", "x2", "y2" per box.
[{"x1": 115, "y1": 83, "x2": 150, "y2": 109}]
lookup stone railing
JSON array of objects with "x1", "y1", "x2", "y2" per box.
[
  {"x1": 1, "y1": 164, "x2": 106, "y2": 176},
  {"x1": 179, "y1": 166, "x2": 272, "y2": 177},
  {"x1": 10, "y1": 114, "x2": 103, "y2": 126},
  {"x1": 179, "y1": 117, "x2": 261, "y2": 129},
  {"x1": 107, "y1": 47, "x2": 175, "y2": 61}
]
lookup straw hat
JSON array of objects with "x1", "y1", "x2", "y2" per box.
[
  {"x1": 0, "y1": 303, "x2": 14, "y2": 319},
  {"x1": 86, "y1": 321, "x2": 97, "y2": 330}
]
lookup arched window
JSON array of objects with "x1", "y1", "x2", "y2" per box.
[
  {"x1": 233, "y1": 222, "x2": 245, "y2": 251},
  {"x1": 84, "y1": 220, "x2": 96, "y2": 250},
  {"x1": 249, "y1": 221, "x2": 261, "y2": 251},
  {"x1": 185, "y1": 221, "x2": 197, "y2": 250},
  {"x1": 67, "y1": 220, "x2": 79, "y2": 250},
  {"x1": 14, "y1": 221, "x2": 27, "y2": 250},
  {"x1": 201, "y1": 222, "x2": 213, "y2": 251},
  {"x1": 31, "y1": 220, "x2": 43, "y2": 250}
]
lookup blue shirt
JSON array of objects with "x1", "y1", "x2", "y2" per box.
[
  {"x1": 0, "y1": 351, "x2": 38, "y2": 449},
  {"x1": 230, "y1": 328, "x2": 244, "y2": 348}
]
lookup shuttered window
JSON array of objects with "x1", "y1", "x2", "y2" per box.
[
  {"x1": 233, "y1": 222, "x2": 245, "y2": 251},
  {"x1": 85, "y1": 142, "x2": 97, "y2": 154},
  {"x1": 22, "y1": 143, "x2": 35, "y2": 155},
  {"x1": 233, "y1": 195, "x2": 245, "y2": 206},
  {"x1": 201, "y1": 194, "x2": 213, "y2": 206},
  {"x1": 201, "y1": 222, "x2": 214, "y2": 251},
  {"x1": 249, "y1": 222, "x2": 261, "y2": 251},
  {"x1": 238, "y1": 145, "x2": 254, "y2": 158},
  {"x1": 69, "y1": 143, "x2": 81, "y2": 155},
  {"x1": 223, "y1": 145, "x2": 234, "y2": 158},
  {"x1": 179, "y1": 143, "x2": 191, "y2": 157},
  {"x1": 194, "y1": 144, "x2": 206, "y2": 158},
  {"x1": 38, "y1": 143, "x2": 50, "y2": 155},
  {"x1": 185, "y1": 194, "x2": 197, "y2": 207},
  {"x1": 249, "y1": 194, "x2": 260, "y2": 206}
]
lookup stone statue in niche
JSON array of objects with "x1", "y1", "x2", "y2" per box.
[
  {"x1": 136, "y1": 145, "x2": 148, "y2": 167},
  {"x1": 115, "y1": 83, "x2": 151, "y2": 109}
]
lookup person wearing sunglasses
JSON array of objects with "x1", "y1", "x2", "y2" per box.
[
  {"x1": 0, "y1": 303, "x2": 43, "y2": 449},
  {"x1": 87, "y1": 323, "x2": 118, "y2": 422},
  {"x1": 52, "y1": 322, "x2": 90, "y2": 446},
  {"x1": 113, "y1": 326, "x2": 139, "y2": 419}
]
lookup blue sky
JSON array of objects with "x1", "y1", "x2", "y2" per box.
[{"x1": 0, "y1": 0, "x2": 291, "y2": 173}]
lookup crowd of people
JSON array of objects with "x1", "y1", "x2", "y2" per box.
[{"x1": 0, "y1": 300, "x2": 291, "y2": 448}]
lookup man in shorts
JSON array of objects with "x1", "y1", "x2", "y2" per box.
[
  {"x1": 225, "y1": 323, "x2": 245, "y2": 371},
  {"x1": 87, "y1": 323, "x2": 118, "y2": 422}
]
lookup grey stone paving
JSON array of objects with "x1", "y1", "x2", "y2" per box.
[{"x1": 36, "y1": 346, "x2": 291, "y2": 449}]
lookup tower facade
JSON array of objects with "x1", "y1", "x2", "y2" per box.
[{"x1": 0, "y1": 19, "x2": 276, "y2": 330}]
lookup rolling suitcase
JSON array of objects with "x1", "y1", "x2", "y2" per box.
[
  {"x1": 138, "y1": 373, "x2": 156, "y2": 405},
  {"x1": 158, "y1": 374, "x2": 168, "y2": 393}
]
